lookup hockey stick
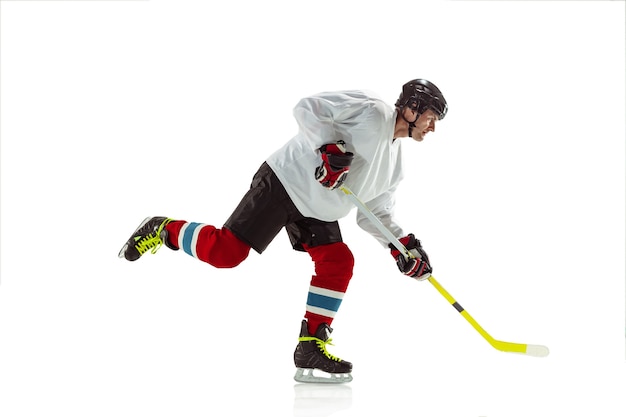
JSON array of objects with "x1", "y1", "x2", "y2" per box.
[{"x1": 338, "y1": 185, "x2": 549, "y2": 357}]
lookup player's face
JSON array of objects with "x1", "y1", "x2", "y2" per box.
[{"x1": 410, "y1": 109, "x2": 438, "y2": 142}]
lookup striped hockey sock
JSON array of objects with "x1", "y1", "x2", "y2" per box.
[
  {"x1": 305, "y1": 286, "x2": 346, "y2": 333},
  {"x1": 302, "y1": 242, "x2": 354, "y2": 334},
  {"x1": 165, "y1": 221, "x2": 250, "y2": 268}
]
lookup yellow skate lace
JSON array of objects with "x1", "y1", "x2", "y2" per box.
[
  {"x1": 298, "y1": 336, "x2": 343, "y2": 362},
  {"x1": 134, "y1": 220, "x2": 169, "y2": 255}
]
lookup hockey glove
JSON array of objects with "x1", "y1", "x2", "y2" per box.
[
  {"x1": 315, "y1": 140, "x2": 354, "y2": 190},
  {"x1": 389, "y1": 234, "x2": 432, "y2": 281}
]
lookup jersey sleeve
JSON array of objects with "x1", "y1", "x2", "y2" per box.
[{"x1": 356, "y1": 188, "x2": 405, "y2": 248}]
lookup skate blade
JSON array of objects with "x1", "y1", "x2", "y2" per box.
[
  {"x1": 118, "y1": 217, "x2": 151, "y2": 258},
  {"x1": 294, "y1": 368, "x2": 353, "y2": 384},
  {"x1": 117, "y1": 242, "x2": 129, "y2": 258}
]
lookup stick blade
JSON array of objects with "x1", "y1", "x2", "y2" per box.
[{"x1": 525, "y1": 344, "x2": 550, "y2": 357}]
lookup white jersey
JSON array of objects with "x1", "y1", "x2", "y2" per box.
[{"x1": 266, "y1": 90, "x2": 406, "y2": 247}]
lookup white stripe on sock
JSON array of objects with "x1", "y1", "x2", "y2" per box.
[
  {"x1": 305, "y1": 305, "x2": 337, "y2": 318},
  {"x1": 308, "y1": 286, "x2": 345, "y2": 300},
  {"x1": 177, "y1": 223, "x2": 189, "y2": 250}
]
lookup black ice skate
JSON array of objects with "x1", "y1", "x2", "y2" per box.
[
  {"x1": 293, "y1": 320, "x2": 353, "y2": 384},
  {"x1": 118, "y1": 217, "x2": 177, "y2": 261}
]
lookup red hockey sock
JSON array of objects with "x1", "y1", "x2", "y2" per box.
[
  {"x1": 165, "y1": 221, "x2": 250, "y2": 268},
  {"x1": 302, "y1": 242, "x2": 354, "y2": 335}
]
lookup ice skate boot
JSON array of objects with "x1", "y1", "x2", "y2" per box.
[
  {"x1": 118, "y1": 216, "x2": 177, "y2": 261},
  {"x1": 293, "y1": 320, "x2": 353, "y2": 384}
]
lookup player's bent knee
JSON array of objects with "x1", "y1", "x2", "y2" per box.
[
  {"x1": 203, "y1": 228, "x2": 252, "y2": 268},
  {"x1": 306, "y1": 242, "x2": 355, "y2": 277},
  {"x1": 207, "y1": 247, "x2": 250, "y2": 268},
  {"x1": 328, "y1": 242, "x2": 355, "y2": 272}
]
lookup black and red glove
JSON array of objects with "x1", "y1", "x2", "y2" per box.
[
  {"x1": 389, "y1": 234, "x2": 432, "y2": 281},
  {"x1": 315, "y1": 140, "x2": 354, "y2": 190}
]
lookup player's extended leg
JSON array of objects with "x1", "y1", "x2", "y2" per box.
[
  {"x1": 119, "y1": 163, "x2": 290, "y2": 267},
  {"x1": 118, "y1": 216, "x2": 250, "y2": 268},
  {"x1": 294, "y1": 242, "x2": 354, "y2": 383}
]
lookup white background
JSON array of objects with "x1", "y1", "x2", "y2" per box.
[{"x1": 1, "y1": 1, "x2": 624, "y2": 416}]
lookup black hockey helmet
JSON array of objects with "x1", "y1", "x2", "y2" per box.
[{"x1": 395, "y1": 79, "x2": 448, "y2": 121}]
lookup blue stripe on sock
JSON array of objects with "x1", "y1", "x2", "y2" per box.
[
  {"x1": 307, "y1": 292, "x2": 342, "y2": 313},
  {"x1": 182, "y1": 222, "x2": 202, "y2": 257}
]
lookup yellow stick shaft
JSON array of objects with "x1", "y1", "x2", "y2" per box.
[{"x1": 427, "y1": 275, "x2": 527, "y2": 354}]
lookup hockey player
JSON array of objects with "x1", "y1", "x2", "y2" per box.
[{"x1": 118, "y1": 79, "x2": 448, "y2": 383}]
